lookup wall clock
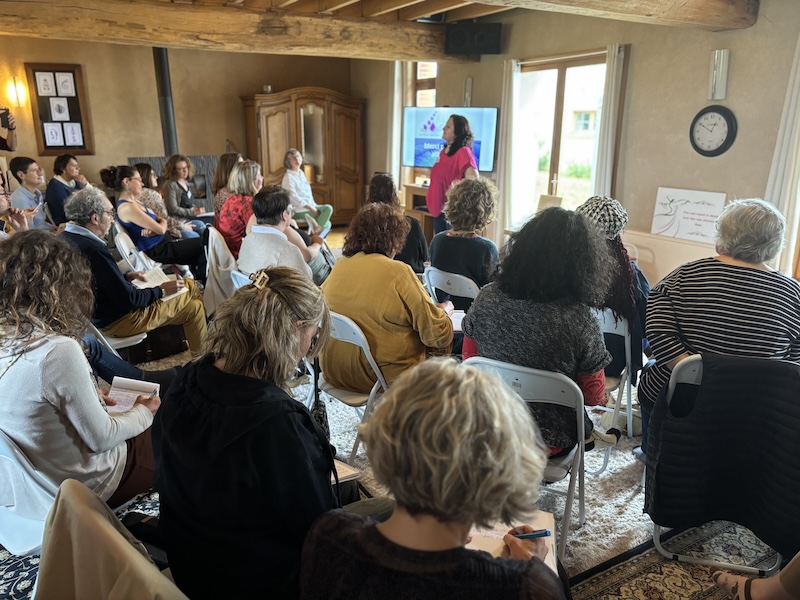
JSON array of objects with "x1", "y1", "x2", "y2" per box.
[{"x1": 689, "y1": 105, "x2": 737, "y2": 157}]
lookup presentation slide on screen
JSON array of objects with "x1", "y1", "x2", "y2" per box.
[{"x1": 402, "y1": 107, "x2": 498, "y2": 171}]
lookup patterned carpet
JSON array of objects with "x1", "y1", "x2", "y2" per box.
[{"x1": 571, "y1": 521, "x2": 778, "y2": 600}]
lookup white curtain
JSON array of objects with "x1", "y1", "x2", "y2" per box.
[
  {"x1": 593, "y1": 43, "x2": 625, "y2": 197},
  {"x1": 489, "y1": 59, "x2": 521, "y2": 247},
  {"x1": 765, "y1": 32, "x2": 800, "y2": 275},
  {"x1": 386, "y1": 60, "x2": 403, "y2": 181}
]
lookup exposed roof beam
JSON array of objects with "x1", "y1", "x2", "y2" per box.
[
  {"x1": 362, "y1": 0, "x2": 424, "y2": 17},
  {"x1": 399, "y1": 0, "x2": 470, "y2": 21},
  {"x1": 471, "y1": 0, "x2": 758, "y2": 30},
  {"x1": 319, "y1": 0, "x2": 360, "y2": 14},
  {"x1": 445, "y1": 3, "x2": 514, "y2": 22},
  {"x1": 0, "y1": 0, "x2": 475, "y2": 62}
]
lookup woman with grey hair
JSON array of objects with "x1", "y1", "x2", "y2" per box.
[{"x1": 636, "y1": 198, "x2": 800, "y2": 458}]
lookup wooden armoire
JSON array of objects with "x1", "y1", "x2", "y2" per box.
[{"x1": 242, "y1": 87, "x2": 365, "y2": 226}]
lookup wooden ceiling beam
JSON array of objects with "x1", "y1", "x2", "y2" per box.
[
  {"x1": 445, "y1": 3, "x2": 513, "y2": 22},
  {"x1": 362, "y1": 0, "x2": 424, "y2": 17},
  {"x1": 318, "y1": 0, "x2": 360, "y2": 14},
  {"x1": 471, "y1": 0, "x2": 758, "y2": 30},
  {"x1": 0, "y1": 0, "x2": 474, "y2": 62},
  {"x1": 399, "y1": 0, "x2": 470, "y2": 21}
]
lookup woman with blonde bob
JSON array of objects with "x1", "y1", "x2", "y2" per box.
[
  {"x1": 217, "y1": 159, "x2": 264, "y2": 257},
  {"x1": 429, "y1": 176, "x2": 500, "y2": 310},
  {"x1": 153, "y1": 266, "x2": 336, "y2": 599},
  {"x1": 302, "y1": 358, "x2": 566, "y2": 599}
]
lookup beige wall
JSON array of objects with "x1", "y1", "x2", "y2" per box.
[
  {"x1": 432, "y1": 0, "x2": 800, "y2": 232},
  {"x1": 1, "y1": 36, "x2": 351, "y2": 182},
  {"x1": 350, "y1": 59, "x2": 393, "y2": 178}
]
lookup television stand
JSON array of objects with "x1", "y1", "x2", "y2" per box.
[{"x1": 403, "y1": 184, "x2": 434, "y2": 244}]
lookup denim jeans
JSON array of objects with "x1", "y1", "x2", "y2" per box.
[{"x1": 82, "y1": 334, "x2": 143, "y2": 383}]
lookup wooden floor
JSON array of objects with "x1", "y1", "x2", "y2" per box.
[{"x1": 325, "y1": 225, "x2": 346, "y2": 249}]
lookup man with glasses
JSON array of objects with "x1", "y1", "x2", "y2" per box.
[{"x1": 9, "y1": 156, "x2": 51, "y2": 230}]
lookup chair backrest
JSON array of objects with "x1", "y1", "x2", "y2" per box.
[
  {"x1": 623, "y1": 241, "x2": 639, "y2": 263},
  {"x1": 665, "y1": 354, "x2": 703, "y2": 403},
  {"x1": 0, "y1": 429, "x2": 58, "y2": 555},
  {"x1": 423, "y1": 266, "x2": 480, "y2": 301},
  {"x1": 230, "y1": 269, "x2": 251, "y2": 290},
  {"x1": 594, "y1": 308, "x2": 632, "y2": 363},
  {"x1": 329, "y1": 312, "x2": 389, "y2": 392},
  {"x1": 113, "y1": 222, "x2": 158, "y2": 272},
  {"x1": 462, "y1": 357, "x2": 585, "y2": 441}
]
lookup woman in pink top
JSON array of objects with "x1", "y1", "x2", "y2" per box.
[{"x1": 427, "y1": 114, "x2": 479, "y2": 234}]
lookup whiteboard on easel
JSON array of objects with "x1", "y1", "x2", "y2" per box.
[{"x1": 650, "y1": 187, "x2": 726, "y2": 244}]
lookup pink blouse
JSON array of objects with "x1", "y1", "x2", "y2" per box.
[{"x1": 426, "y1": 146, "x2": 477, "y2": 217}]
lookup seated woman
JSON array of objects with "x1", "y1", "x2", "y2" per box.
[
  {"x1": 218, "y1": 159, "x2": 263, "y2": 258},
  {"x1": 281, "y1": 148, "x2": 333, "y2": 233},
  {"x1": 101, "y1": 165, "x2": 206, "y2": 280},
  {"x1": 302, "y1": 358, "x2": 567, "y2": 600},
  {"x1": 575, "y1": 195, "x2": 650, "y2": 383},
  {"x1": 44, "y1": 153, "x2": 89, "y2": 226},
  {"x1": 429, "y1": 177, "x2": 499, "y2": 310},
  {"x1": 0, "y1": 169, "x2": 29, "y2": 237},
  {"x1": 368, "y1": 172, "x2": 428, "y2": 273},
  {"x1": 0, "y1": 231, "x2": 160, "y2": 507},
  {"x1": 211, "y1": 152, "x2": 242, "y2": 220},
  {"x1": 637, "y1": 198, "x2": 800, "y2": 458},
  {"x1": 463, "y1": 207, "x2": 620, "y2": 455},
  {"x1": 152, "y1": 267, "x2": 337, "y2": 599},
  {"x1": 134, "y1": 162, "x2": 199, "y2": 239},
  {"x1": 321, "y1": 203, "x2": 454, "y2": 392},
  {"x1": 161, "y1": 154, "x2": 209, "y2": 228}
]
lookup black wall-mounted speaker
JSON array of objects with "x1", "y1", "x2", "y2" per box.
[{"x1": 445, "y1": 23, "x2": 502, "y2": 55}]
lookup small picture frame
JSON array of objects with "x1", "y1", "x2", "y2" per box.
[
  {"x1": 55, "y1": 72, "x2": 76, "y2": 97},
  {"x1": 49, "y1": 97, "x2": 70, "y2": 121},
  {"x1": 26, "y1": 63, "x2": 94, "y2": 155},
  {"x1": 43, "y1": 123, "x2": 64, "y2": 147},
  {"x1": 35, "y1": 72, "x2": 56, "y2": 97},
  {"x1": 63, "y1": 123, "x2": 83, "y2": 146}
]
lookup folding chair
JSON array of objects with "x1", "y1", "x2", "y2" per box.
[
  {"x1": 645, "y1": 354, "x2": 800, "y2": 577},
  {"x1": 0, "y1": 429, "x2": 59, "y2": 556},
  {"x1": 422, "y1": 266, "x2": 480, "y2": 302},
  {"x1": 590, "y1": 309, "x2": 635, "y2": 473},
  {"x1": 87, "y1": 323, "x2": 147, "y2": 360},
  {"x1": 113, "y1": 222, "x2": 160, "y2": 273},
  {"x1": 462, "y1": 356, "x2": 584, "y2": 561},
  {"x1": 319, "y1": 312, "x2": 389, "y2": 463}
]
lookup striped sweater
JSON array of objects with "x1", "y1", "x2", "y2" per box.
[{"x1": 638, "y1": 257, "x2": 800, "y2": 406}]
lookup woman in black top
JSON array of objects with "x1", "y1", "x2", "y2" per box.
[{"x1": 368, "y1": 172, "x2": 428, "y2": 273}]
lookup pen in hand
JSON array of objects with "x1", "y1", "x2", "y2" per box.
[
  {"x1": 148, "y1": 388, "x2": 158, "y2": 401},
  {"x1": 513, "y1": 529, "x2": 551, "y2": 540}
]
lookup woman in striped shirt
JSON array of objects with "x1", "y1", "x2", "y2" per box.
[{"x1": 636, "y1": 198, "x2": 800, "y2": 457}]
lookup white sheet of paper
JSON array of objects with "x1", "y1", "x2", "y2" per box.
[
  {"x1": 450, "y1": 310, "x2": 466, "y2": 332},
  {"x1": 466, "y1": 510, "x2": 557, "y2": 573},
  {"x1": 107, "y1": 377, "x2": 159, "y2": 415}
]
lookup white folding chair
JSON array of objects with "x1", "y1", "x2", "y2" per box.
[
  {"x1": 423, "y1": 266, "x2": 480, "y2": 302},
  {"x1": 594, "y1": 308, "x2": 635, "y2": 431},
  {"x1": 87, "y1": 322, "x2": 147, "y2": 360},
  {"x1": 651, "y1": 355, "x2": 782, "y2": 576},
  {"x1": 0, "y1": 429, "x2": 59, "y2": 556},
  {"x1": 319, "y1": 312, "x2": 389, "y2": 463},
  {"x1": 112, "y1": 222, "x2": 160, "y2": 272},
  {"x1": 462, "y1": 356, "x2": 584, "y2": 561}
]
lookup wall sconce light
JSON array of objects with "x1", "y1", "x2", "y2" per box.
[
  {"x1": 6, "y1": 76, "x2": 26, "y2": 107},
  {"x1": 708, "y1": 49, "x2": 730, "y2": 101}
]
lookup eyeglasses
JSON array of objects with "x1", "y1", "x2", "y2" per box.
[{"x1": 102, "y1": 209, "x2": 116, "y2": 219}]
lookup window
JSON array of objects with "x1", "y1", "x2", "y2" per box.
[
  {"x1": 415, "y1": 62, "x2": 437, "y2": 107},
  {"x1": 511, "y1": 50, "x2": 612, "y2": 224},
  {"x1": 574, "y1": 111, "x2": 595, "y2": 132}
]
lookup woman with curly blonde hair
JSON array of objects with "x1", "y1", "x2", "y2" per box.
[
  {"x1": 0, "y1": 231, "x2": 160, "y2": 508},
  {"x1": 301, "y1": 358, "x2": 567, "y2": 600},
  {"x1": 153, "y1": 266, "x2": 339, "y2": 599},
  {"x1": 429, "y1": 176, "x2": 499, "y2": 310},
  {"x1": 321, "y1": 203, "x2": 454, "y2": 392}
]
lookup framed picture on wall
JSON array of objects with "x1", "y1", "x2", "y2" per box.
[{"x1": 25, "y1": 63, "x2": 94, "y2": 156}]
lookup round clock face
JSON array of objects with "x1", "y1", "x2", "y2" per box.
[{"x1": 690, "y1": 105, "x2": 737, "y2": 157}]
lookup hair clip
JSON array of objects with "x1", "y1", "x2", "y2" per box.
[{"x1": 251, "y1": 270, "x2": 270, "y2": 290}]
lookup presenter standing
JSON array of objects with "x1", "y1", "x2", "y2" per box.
[{"x1": 427, "y1": 114, "x2": 478, "y2": 234}]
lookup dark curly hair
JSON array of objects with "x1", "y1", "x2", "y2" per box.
[
  {"x1": 368, "y1": 172, "x2": 400, "y2": 207},
  {"x1": 446, "y1": 114, "x2": 474, "y2": 157},
  {"x1": 605, "y1": 237, "x2": 637, "y2": 324},
  {"x1": 343, "y1": 203, "x2": 410, "y2": 258},
  {"x1": 0, "y1": 230, "x2": 93, "y2": 341},
  {"x1": 496, "y1": 207, "x2": 615, "y2": 305}
]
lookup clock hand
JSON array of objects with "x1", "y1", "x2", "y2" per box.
[
  {"x1": 708, "y1": 122, "x2": 718, "y2": 131},
  {"x1": 698, "y1": 123, "x2": 712, "y2": 132}
]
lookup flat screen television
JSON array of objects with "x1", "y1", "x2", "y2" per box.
[{"x1": 401, "y1": 107, "x2": 499, "y2": 172}]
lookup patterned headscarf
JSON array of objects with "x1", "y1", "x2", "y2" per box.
[{"x1": 575, "y1": 195, "x2": 628, "y2": 239}]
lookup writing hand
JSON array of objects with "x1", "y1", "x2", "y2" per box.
[
  {"x1": 436, "y1": 300, "x2": 454, "y2": 316},
  {"x1": 134, "y1": 393, "x2": 161, "y2": 416},
  {"x1": 160, "y1": 279, "x2": 185, "y2": 296},
  {"x1": 501, "y1": 526, "x2": 549, "y2": 561}
]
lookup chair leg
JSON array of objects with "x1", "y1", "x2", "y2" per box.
[
  {"x1": 578, "y1": 450, "x2": 586, "y2": 526},
  {"x1": 625, "y1": 372, "x2": 634, "y2": 439},
  {"x1": 653, "y1": 524, "x2": 782, "y2": 576}
]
